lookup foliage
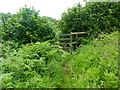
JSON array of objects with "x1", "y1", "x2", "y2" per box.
[
  {"x1": 42, "y1": 16, "x2": 60, "y2": 37},
  {"x1": 58, "y1": 2, "x2": 119, "y2": 37},
  {"x1": 1, "y1": 31, "x2": 118, "y2": 88},
  {"x1": 1, "y1": 41, "x2": 71, "y2": 88},
  {"x1": 69, "y1": 31, "x2": 118, "y2": 88},
  {"x1": 0, "y1": 2, "x2": 119, "y2": 88},
  {"x1": 1, "y1": 40, "x2": 20, "y2": 58},
  {"x1": 1, "y1": 6, "x2": 56, "y2": 44}
]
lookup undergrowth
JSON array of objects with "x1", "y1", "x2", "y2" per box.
[{"x1": 1, "y1": 31, "x2": 118, "y2": 88}]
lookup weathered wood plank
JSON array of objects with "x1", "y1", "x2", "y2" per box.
[{"x1": 71, "y1": 32, "x2": 87, "y2": 35}]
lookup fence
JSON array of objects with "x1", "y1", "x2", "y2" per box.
[{"x1": 55, "y1": 32, "x2": 87, "y2": 49}]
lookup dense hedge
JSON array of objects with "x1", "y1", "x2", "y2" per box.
[{"x1": 59, "y1": 2, "x2": 119, "y2": 37}]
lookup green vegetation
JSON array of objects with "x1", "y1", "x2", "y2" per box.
[
  {"x1": 59, "y1": 2, "x2": 119, "y2": 36},
  {"x1": 70, "y1": 31, "x2": 118, "y2": 88},
  {"x1": 1, "y1": 31, "x2": 118, "y2": 88},
  {"x1": 0, "y1": 2, "x2": 119, "y2": 88},
  {"x1": 1, "y1": 6, "x2": 56, "y2": 44}
]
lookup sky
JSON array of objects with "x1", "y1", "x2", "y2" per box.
[{"x1": 0, "y1": 0, "x2": 86, "y2": 20}]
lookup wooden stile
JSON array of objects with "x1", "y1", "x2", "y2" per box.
[{"x1": 55, "y1": 32, "x2": 87, "y2": 50}]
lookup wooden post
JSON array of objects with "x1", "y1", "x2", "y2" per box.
[{"x1": 70, "y1": 32, "x2": 72, "y2": 49}]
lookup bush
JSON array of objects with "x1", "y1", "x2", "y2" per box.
[
  {"x1": 58, "y1": 2, "x2": 119, "y2": 37},
  {"x1": 1, "y1": 6, "x2": 55, "y2": 44}
]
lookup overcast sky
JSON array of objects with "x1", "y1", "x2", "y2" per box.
[{"x1": 0, "y1": 0, "x2": 85, "y2": 20}]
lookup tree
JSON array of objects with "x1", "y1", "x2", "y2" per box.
[
  {"x1": 58, "y1": 2, "x2": 119, "y2": 37},
  {"x1": 2, "y1": 6, "x2": 55, "y2": 44}
]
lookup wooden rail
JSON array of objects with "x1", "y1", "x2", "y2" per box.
[{"x1": 71, "y1": 32, "x2": 87, "y2": 35}]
